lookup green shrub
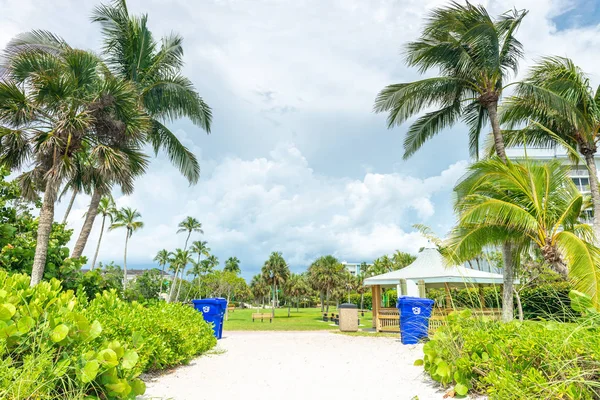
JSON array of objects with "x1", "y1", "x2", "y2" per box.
[
  {"x1": 347, "y1": 293, "x2": 372, "y2": 309},
  {"x1": 417, "y1": 294, "x2": 600, "y2": 399},
  {"x1": 0, "y1": 271, "x2": 216, "y2": 399}
]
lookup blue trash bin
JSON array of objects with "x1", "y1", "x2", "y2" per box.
[
  {"x1": 215, "y1": 298, "x2": 228, "y2": 339},
  {"x1": 192, "y1": 299, "x2": 225, "y2": 339},
  {"x1": 397, "y1": 296, "x2": 434, "y2": 345}
]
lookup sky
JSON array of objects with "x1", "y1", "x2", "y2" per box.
[{"x1": 2, "y1": 0, "x2": 600, "y2": 280}]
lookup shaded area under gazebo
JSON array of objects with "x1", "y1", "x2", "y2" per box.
[{"x1": 364, "y1": 245, "x2": 506, "y2": 333}]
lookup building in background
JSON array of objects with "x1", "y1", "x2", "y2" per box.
[{"x1": 341, "y1": 261, "x2": 372, "y2": 276}]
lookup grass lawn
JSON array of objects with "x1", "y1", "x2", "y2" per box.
[{"x1": 222, "y1": 307, "x2": 373, "y2": 331}]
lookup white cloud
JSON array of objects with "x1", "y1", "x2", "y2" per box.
[{"x1": 63, "y1": 143, "x2": 466, "y2": 275}]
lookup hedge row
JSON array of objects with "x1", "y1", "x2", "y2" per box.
[{"x1": 0, "y1": 271, "x2": 216, "y2": 399}]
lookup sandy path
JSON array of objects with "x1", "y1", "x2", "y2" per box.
[{"x1": 142, "y1": 331, "x2": 445, "y2": 400}]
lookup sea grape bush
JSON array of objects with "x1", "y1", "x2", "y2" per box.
[
  {"x1": 416, "y1": 291, "x2": 600, "y2": 399},
  {"x1": 0, "y1": 271, "x2": 216, "y2": 399}
]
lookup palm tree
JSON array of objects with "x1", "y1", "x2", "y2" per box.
[
  {"x1": 92, "y1": 0, "x2": 212, "y2": 184},
  {"x1": 177, "y1": 217, "x2": 203, "y2": 250},
  {"x1": 206, "y1": 255, "x2": 219, "y2": 270},
  {"x1": 373, "y1": 3, "x2": 528, "y2": 321},
  {"x1": 500, "y1": 57, "x2": 600, "y2": 237},
  {"x1": 446, "y1": 158, "x2": 600, "y2": 308},
  {"x1": 189, "y1": 240, "x2": 210, "y2": 295},
  {"x1": 167, "y1": 248, "x2": 193, "y2": 302},
  {"x1": 0, "y1": 41, "x2": 147, "y2": 286},
  {"x1": 154, "y1": 249, "x2": 170, "y2": 295},
  {"x1": 90, "y1": 196, "x2": 116, "y2": 270},
  {"x1": 250, "y1": 274, "x2": 270, "y2": 308},
  {"x1": 109, "y1": 207, "x2": 144, "y2": 290},
  {"x1": 261, "y1": 252, "x2": 290, "y2": 317},
  {"x1": 284, "y1": 273, "x2": 309, "y2": 315},
  {"x1": 392, "y1": 251, "x2": 416, "y2": 270},
  {"x1": 224, "y1": 256, "x2": 241, "y2": 274},
  {"x1": 308, "y1": 255, "x2": 345, "y2": 314}
]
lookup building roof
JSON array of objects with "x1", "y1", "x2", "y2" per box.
[{"x1": 363, "y1": 246, "x2": 506, "y2": 288}]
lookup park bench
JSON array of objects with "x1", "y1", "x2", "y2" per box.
[
  {"x1": 227, "y1": 305, "x2": 235, "y2": 313},
  {"x1": 252, "y1": 313, "x2": 273, "y2": 323}
]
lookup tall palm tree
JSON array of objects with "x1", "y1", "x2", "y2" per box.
[
  {"x1": 308, "y1": 255, "x2": 345, "y2": 314},
  {"x1": 109, "y1": 207, "x2": 144, "y2": 290},
  {"x1": 224, "y1": 256, "x2": 241, "y2": 274},
  {"x1": 177, "y1": 217, "x2": 203, "y2": 250},
  {"x1": 92, "y1": 0, "x2": 212, "y2": 183},
  {"x1": 261, "y1": 252, "x2": 290, "y2": 317},
  {"x1": 0, "y1": 41, "x2": 146, "y2": 286},
  {"x1": 190, "y1": 240, "x2": 210, "y2": 264},
  {"x1": 500, "y1": 57, "x2": 600, "y2": 237},
  {"x1": 374, "y1": 3, "x2": 528, "y2": 321},
  {"x1": 154, "y1": 249, "x2": 170, "y2": 295},
  {"x1": 90, "y1": 196, "x2": 116, "y2": 270},
  {"x1": 167, "y1": 248, "x2": 192, "y2": 302},
  {"x1": 206, "y1": 255, "x2": 219, "y2": 271},
  {"x1": 446, "y1": 158, "x2": 600, "y2": 308}
]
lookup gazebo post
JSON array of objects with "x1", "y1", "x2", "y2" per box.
[
  {"x1": 399, "y1": 279, "x2": 407, "y2": 296},
  {"x1": 371, "y1": 285, "x2": 381, "y2": 329},
  {"x1": 417, "y1": 280, "x2": 426, "y2": 298},
  {"x1": 444, "y1": 282, "x2": 453, "y2": 309}
]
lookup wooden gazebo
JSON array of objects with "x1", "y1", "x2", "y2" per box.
[{"x1": 364, "y1": 245, "x2": 506, "y2": 333}]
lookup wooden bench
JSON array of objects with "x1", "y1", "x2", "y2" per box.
[
  {"x1": 252, "y1": 313, "x2": 273, "y2": 323},
  {"x1": 227, "y1": 305, "x2": 235, "y2": 313}
]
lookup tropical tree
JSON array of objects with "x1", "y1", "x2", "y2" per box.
[
  {"x1": 261, "y1": 252, "x2": 290, "y2": 317},
  {"x1": 190, "y1": 240, "x2": 210, "y2": 264},
  {"x1": 500, "y1": 56, "x2": 600, "y2": 237},
  {"x1": 355, "y1": 273, "x2": 369, "y2": 311},
  {"x1": 154, "y1": 248, "x2": 170, "y2": 295},
  {"x1": 109, "y1": 207, "x2": 143, "y2": 290},
  {"x1": 392, "y1": 251, "x2": 416, "y2": 270},
  {"x1": 167, "y1": 248, "x2": 193, "y2": 302},
  {"x1": 90, "y1": 196, "x2": 116, "y2": 270},
  {"x1": 284, "y1": 273, "x2": 310, "y2": 314},
  {"x1": 177, "y1": 217, "x2": 203, "y2": 250},
  {"x1": 0, "y1": 40, "x2": 148, "y2": 285},
  {"x1": 224, "y1": 256, "x2": 241, "y2": 274},
  {"x1": 250, "y1": 274, "x2": 270, "y2": 308},
  {"x1": 308, "y1": 255, "x2": 345, "y2": 313},
  {"x1": 206, "y1": 255, "x2": 219, "y2": 270},
  {"x1": 369, "y1": 255, "x2": 394, "y2": 275},
  {"x1": 445, "y1": 158, "x2": 600, "y2": 309},
  {"x1": 374, "y1": 2, "x2": 528, "y2": 321}
]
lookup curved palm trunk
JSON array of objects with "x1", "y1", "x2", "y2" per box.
[
  {"x1": 583, "y1": 152, "x2": 600, "y2": 238},
  {"x1": 123, "y1": 231, "x2": 130, "y2": 291},
  {"x1": 62, "y1": 189, "x2": 77, "y2": 224},
  {"x1": 30, "y1": 180, "x2": 58, "y2": 286},
  {"x1": 158, "y1": 264, "x2": 166, "y2": 296},
  {"x1": 72, "y1": 189, "x2": 102, "y2": 259},
  {"x1": 90, "y1": 213, "x2": 106, "y2": 270},
  {"x1": 175, "y1": 264, "x2": 187, "y2": 302},
  {"x1": 168, "y1": 267, "x2": 180, "y2": 303},
  {"x1": 489, "y1": 101, "x2": 514, "y2": 322}
]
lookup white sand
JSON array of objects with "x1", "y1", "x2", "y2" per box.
[{"x1": 141, "y1": 331, "x2": 447, "y2": 400}]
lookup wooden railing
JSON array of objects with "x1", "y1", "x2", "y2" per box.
[{"x1": 375, "y1": 307, "x2": 503, "y2": 335}]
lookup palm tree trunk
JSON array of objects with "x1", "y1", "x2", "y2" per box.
[
  {"x1": 90, "y1": 214, "x2": 106, "y2": 270},
  {"x1": 271, "y1": 284, "x2": 276, "y2": 318},
  {"x1": 489, "y1": 101, "x2": 514, "y2": 322},
  {"x1": 514, "y1": 288, "x2": 524, "y2": 322},
  {"x1": 583, "y1": 151, "x2": 600, "y2": 238},
  {"x1": 71, "y1": 189, "x2": 102, "y2": 259},
  {"x1": 62, "y1": 189, "x2": 77, "y2": 224},
  {"x1": 123, "y1": 231, "x2": 129, "y2": 291},
  {"x1": 30, "y1": 180, "x2": 58, "y2": 286},
  {"x1": 320, "y1": 292, "x2": 324, "y2": 312},
  {"x1": 360, "y1": 293, "x2": 364, "y2": 311},
  {"x1": 325, "y1": 288, "x2": 330, "y2": 313},
  {"x1": 184, "y1": 232, "x2": 191, "y2": 251},
  {"x1": 175, "y1": 264, "x2": 186, "y2": 302},
  {"x1": 168, "y1": 267, "x2": 180, "y2": 303}
]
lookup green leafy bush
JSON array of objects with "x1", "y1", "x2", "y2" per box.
[
  {"x1": 0, "y1": 271, "x2": 216, "y2": 399},
  {"x1": 417, "y1": 293, "x2": 600, "y2": 399}
]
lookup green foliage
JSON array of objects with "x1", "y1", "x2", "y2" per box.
[
  {"x1": 0, "y1": 271, "x2": 216, "y2": 399},
  {"x1": 131, "y1": 269, "x2": 162, "y2": 300},
  {"x1": 417, "y1": 298, "x2": 600, "y2": 399}
]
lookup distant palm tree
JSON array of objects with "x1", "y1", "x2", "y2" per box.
[
  {"x1": 206, "y1": 255, "x2": 219, "y2": 270},
  {"x1": 308, "y1": 255, "x2": 344, "y2": 313},
  {"x1": 190, "y1": 240, "x2": 210, "y2": 264},
  {"x1": 261, "y1": 252, "x2": 290, "y2": 317},
  {"x1": 109, "y1": 207, "x2": 144, "y2": 290},
  {"x1": 168, "y1": 249, "x2": 193, "y2": 302},
  {"x1": 154, "y1": 249, "x2": 170, "y2": 295},
  {"x1": 392, "y1": 251, "x2": 416, "y2": 270},
  {"x1": 285, "y1": 273, "x2": 309, "y2": 313},
  {"x1": 177, "y1": 217, "x2": 203, "y2": 250},
  {"x1": 446, "y1": 159, "x2": 600, "y2": 308},
  {"x1": 373, "y1": 2, "x2": 528, "y2": 321},
  {"x1": 250, "y1": 274, "x2": 270, "y2": 308},
  {"x1": 91, "y1": 196, "x2": 116, "y2": 270},
  {"x1": 224, "y1": 256, "x2": 241, "y2": 274}
]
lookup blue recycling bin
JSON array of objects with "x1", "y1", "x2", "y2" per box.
[
  {"x1": 397, "y1": 296, "x2": 434, "y2": 345},
  {"x1": 192, "y1": 299, "x2": 226, "y2": 339},
  {"x1": 215, "y1": 298, "x2": 228, "y2": 339}
]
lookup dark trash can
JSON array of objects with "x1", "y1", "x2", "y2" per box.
[
  {"x1": 192, "y1": 298, "x2": 227, "y2": 339},
  {"x1": 397, "y1": 296, "x2": 434, "y2": 345}
]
